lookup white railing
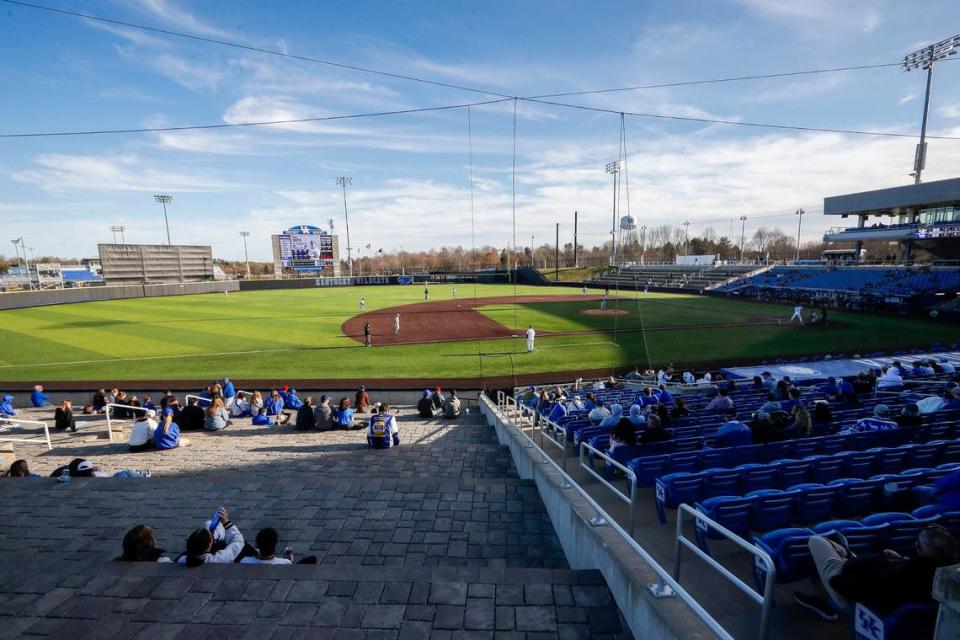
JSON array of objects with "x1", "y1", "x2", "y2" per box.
[
  {"x1": 487, "y1": 393, "x2": 746, "y2": 640},
  {"x1": 536, "y1": 415, "x2": 568, "y2": 470},
  {"x1": 675, "y1": 504, "x2": 776, "y2": 640},
  {"x1": 104, "y1": 403, "x2": 150, "y2": 443},
  {"x1": 579, "y1": 441, "x2": 638, "y2": 536},
  {"x1": 0, "y1": 417, "x2": 51, "y2": 450},
  {"x1": 185, "y1": 389, "x2": 254, "y2": 407}
]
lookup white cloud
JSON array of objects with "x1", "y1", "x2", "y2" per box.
[
  {"x1": 145, "y1": 53, "x2": 229, "y2": 92},
  {"x1": 939, "y1": 104, "x2": 960, "y2": 119},
  {"x1": 899, "y1": 93, "x2": 917, "y2": 106},
  {"x1": 12, "y1": 154, "x2": 239, "y2": 192},
  {"x1": 733, "y1": 0, "x2": 881, "y2": 33},
  {"x1": 133, "y1": 0, "x2": 238, "y2": 40},
  {"x1": 632, "y1": 23, "x2": 726, "y2": 59}
]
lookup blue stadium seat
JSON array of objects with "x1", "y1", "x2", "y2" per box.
[
  {"x1": 762, "y1": 441, "x2": 793, "y2": 463},
  {"x1": 818, "y1": 435, "x2": 848, "y2": 455},
  {"x1": 699, "y1": 447, "x2": 734, "y2": 470},
  {"x1": 701, "y1": 468, "x2": 741, "y2": 499},
  {"x1": 694, "y1": 495, "x2": 757, "y2": 553},
  {"x1": 827, "y1": 478, "x2": 882, "y2": 518},
  {"x1": 655, "y1": 472, "x2": 703, "y2": 523},
  {"x1": 884, "y1": 515, "x2": 941, "y2": 557},
  {"x1": 870, "y1": 447, "x2": 910, "y2": 475},
  {"x1": 904, "y1": 443, "x2": 940, "y2": 468},
  {"x1": 738, "y1": 463, "x2": 780, "y2": 494},
  {"x1": 773, "y1": 459, "x2": 811, "y2": 487},
  {"x1": 937, "y1": 439, "x2": 960, "y2": 463},
  {"x1": 752, "y1": 528, "x2": 815, "y2": 589},
  {"x1": 628, "y1": 454, "x2": 669, "y2": 487},
  {"x1": 732, "y1": 443, "x2": 765, "y2": 466},
  {"x1": 841, "y1": 451, "x2": 877, "y2": 478},
  {"x1": 792, "y1": 438, "x2": 820, "y2": 459},
  {"x1": 792, "y1": 483, "x2": 840, "y2": 525},
  {"x1": 853, "y1": 602, "x2": 938, "y2": 640},
  {"x1": 807, "y1": 455, "x2": 845, "y2": 484},
  {"x1": 747, "y1": 489, "x2": 795, "y2": 531}
]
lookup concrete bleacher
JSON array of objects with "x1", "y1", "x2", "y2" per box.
[
  {"x1": 590, "y1": 265, "x2": 757, "y2": 293},
  {"x1": 0, "y1": 406, "x2": 629, "y2": 638}
]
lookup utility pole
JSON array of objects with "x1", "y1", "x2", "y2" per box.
[
  {"x1": 335, "y1": 176, "x2": 353, "y2": 278},
  {"x1": 239, "y1": 231, "x2": 251, "y2": 278},
  {"x1": 573, "y1": 210, "x2": 579, "y2": 268},
  {"x1": 739, "y1": 215, "x2": 747, "y2": 262},
  {"x1": 795, "y1": 209, "x2": 805, "y2": 262},
  {"x1": 555, "y1": 222, "x2": 560, "y2": 280}
]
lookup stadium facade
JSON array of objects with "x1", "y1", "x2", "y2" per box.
[{"x1": 98, "y1": 243, "x2": 215, "y2": 285}]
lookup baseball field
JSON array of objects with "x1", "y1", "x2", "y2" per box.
[{"x1": 0, "y1": 283, "x2": 955, "y2": 385}]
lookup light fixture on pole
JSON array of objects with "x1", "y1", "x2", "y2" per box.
[
  {"x1": 239, "y1": 231, "x2": 251, "y2": 278},
  {"x1": 335, "y1": 177, "x2": 353, "y2": 278},
  {"x1": 110, "y1": 224, "x2": 126, "y2": 244},
  {"x1": 683, "y1": 221, "x2": 690, "y2": 256},
  {"x1": 903, "y1": 33, "x2": 960, "y2": 184},
  {"x1": 153, "y1": 195, "x2": 173, "y2": 244},
  {"x1": 795, "y1": 209, "x2": 805, "y2": 262},
  {"x1": 605, "y1": 160, "x2": 621, "y2": 266},
  {"x1": 10, "y1": 238, "x2": 26, "y2": 289},
  {"x1": 739, "y1": 215, "x2": 748, "y2": 262},
  {"x1": 640, "y1": 225, "x2": 647, "y2": 265}
]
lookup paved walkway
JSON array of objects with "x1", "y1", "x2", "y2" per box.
[{"x1": 0, "y1": 406, "x2": 628, "y2": 638}]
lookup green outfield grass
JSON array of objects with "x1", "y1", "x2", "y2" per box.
[{"x1": 0, "y1": 284, "x2": 955, "y2": 383}]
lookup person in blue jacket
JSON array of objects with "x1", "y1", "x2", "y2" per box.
[
  {"x1": 31, "y1": 385, "x2": 50, "y2": 407},
  {"x1": 252, "y1": 407, "x2": 273, "y2": 426},
  {"x1": 284, "y1": 388, "x2": 303, "y2": 410},
  {"x1": 0, "y1": 395, "x2": 16, "y2": 417},
  {"x1": 913, "y1": 469, "x2": 960, "y2": 512},
  {"x1": 715, "y1": 411, "x2": 752, "y2": 447},
  {"x1": 221, "y1": 377, "x2": 236, "y2": 403}
]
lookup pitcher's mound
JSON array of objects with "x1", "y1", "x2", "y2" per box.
[{"x1": 581, "y1": 309, "x2": 629, "y2": 316}]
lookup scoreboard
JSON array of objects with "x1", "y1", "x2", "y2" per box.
[{"x1": 279, "y1": 227, "x2": 335, "y2": 268}]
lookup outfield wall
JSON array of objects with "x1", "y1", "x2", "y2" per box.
[{"x1": 0, "y1": 281, "x2": 238, "y2": 310}]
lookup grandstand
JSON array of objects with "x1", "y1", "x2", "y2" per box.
[
  {"x1": 714, "y1": 265, "x2": 960, "y2": 309},
  {"x1": 589, "y1": 264, "x2": 759, "y2": 293}
]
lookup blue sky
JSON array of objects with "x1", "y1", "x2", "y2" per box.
[{"x1": 2, "y1": 0, "x2": 960, "y2": 262}]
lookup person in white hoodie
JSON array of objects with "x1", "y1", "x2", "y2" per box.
[
  {"x1": 179, "y1": 506, "x2": 248, "y2": 566},
  {"x1": 128, "y1": 409, "x2": 158, "y2": 452},
  {"x1": 876, "y1": 367, "x2": 904, "y2": 390}
]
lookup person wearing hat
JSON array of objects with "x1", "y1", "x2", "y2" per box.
[
  {"x1": 0, "y1": 395, "x2": 16, "y2": 418},
  {"x1": 521, "y1": 385, "x2": 537, "y2": 408},
  {"x1": 896, "y1": 403, "x2": 923, "y2": 428},
  {"x1": 128, "y1": 409, "x2": 159, "y2": 452},
  {"x1": 284, "y1": 388, "x2": 303, "y2": 410},
  {"x1": 418, "y1": 389, "x2": 436, "y2": 419},
  {"x1": 355, "y1": 386, "x2": 370, "y2": 414},
  {"x1": 430, "y1": 386, "x2": 446, "y2": 411},
  {"x1": 840, "y1": 404, "x2": 898, "y2": 435}
]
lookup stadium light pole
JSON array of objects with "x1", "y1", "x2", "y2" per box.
[
  {"x1": 239, "y1": 231, "x2": 251, "y2": 279},
  {"x1": 153, "y1": 195, "x2": 173, "y2": 244},
  {"x1": 10, "y1": 238, "x2": 26, "y2": 289},
  {"x1": 739, "y1": 215, "x2": 747, "y2": 263},
  {"x1": 795, "y1": 209, "x2": 805, "y2": 262},
  {"x1": 683, "y1": 221, "x2": 690, "y2": 256},
  {"x1": 640, "y1": 225, "x2": 647, "y2": 265},
  {"x1": 110, "y1": 224, "x2": 126, "y2": 244},
  {"x1": 335, "y1": 177, "x2": 354, "y2": 278},
  {"x1": 605, "y1": 161, "x2": 621, "y2": 266},
  {"x1": 903, "y1": 34, "x2": 960, "y2": 185}
]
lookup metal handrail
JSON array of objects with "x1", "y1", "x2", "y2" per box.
[
  {"x1": 104, "y1": 403, "x2": 150, "y2": 443},
  {"x1": 579, "y1": 441, "x2": 638, "y2": 536},
  {"x1": 185, "y1": 389, "x2": 253, "y2": 407},
  {"x1": 485, "y1": 394, "x2": 740, "y2": 640},
  {"x1": 0, "y1": 417, "x2": 52, "y2": 450},
  {"x1": 535, "y1": 415, "x2": 568, "y2": 470},
  {"x1": 675, "y1": 504, "x2": 776, "y2": 640}
]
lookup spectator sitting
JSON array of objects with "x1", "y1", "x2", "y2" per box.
[
  {"x1": 203, "y1": 398, "x2": 231, "y2": 431},
  {"x1": 639, "y1": 388, "x2": 658, "y2": 406},
  {"x1": 443, "y1": 390, "x2": 462, "y2": 418},
  {"x1": 355, "y1": 386, "x2": 370, "y2": 414},
  {"x1": 178, "y1": 507, "x2": 249, "y2": 566},
  {"x1": 266, "y1": 390, "x2": 290, "y2": 425},
  {"x1": 624, "y1": 366, "x2": 643, "y2": 380},
  {"x1": 335, "y1": 397, "x2": 355, "y2": 428},
  {"x1": 598, "y1": 404, "x2": 623, "y2": 428},
  {"x1": 221, "y1": 377, "x2": 236, "y2": 404},
  {"x1": 811, "y1": 401, "x2": 833, "y2": 432},
  {"x1": 876, "y1": 367, "x2": 903, "y2": 390},
  {"x1": 791, "y1": 402, "x2": 812, "y2": 437},
  {"x1": 536, "y1": 391, "x2": 551, "y2": 415},
  {"x1": 780, "y1": 388, "x2": 802, "y2": 413},
  {"x1": 92, "y1": 388, "x2": 107, "y2": 413},
  {"x1": 230, "y1": 392, "x2": 251, "y2": 418},
  {"x1": 284, "y1": 388, "x2": 304, "y2": 410},
  {"x1": 118, "y1": 525, "x2": 171, "y2": 563},
  {"x1": 547, "y1": 398, "x2": 567, "y2": 423},
  {"x1": 30, "y1": 385, "x2": 49, "y2": 407},
  {"x1": 418, "y1": 390, "x2": 436, "y2": 418},
  {"x1": 129, "y1": 409, "x2": 158, "y2": 452},
  {"x1": 178, "y1": 397, "x2": 205, "y2": 431},
  {"x1": 156, "y1": 410, "x2": 188, "y2": 449},
  {"x1": 588, "y1": 400, "x2": 610, "y2": 424},
  {"x1": 705, "y1": 388, "x2": 734, "y2": 412},
  {"x1": 142, "y1": 396, "x2": 156, "y2": 412},
  {"x1": 639, "y1": 414, "x2": 670, "y2": 445},
  {"x1": 895, "y1": 403, "x2": 923, "y2": 428},
  {"x1": 853, "y1": 371, "x2": 875, "y2": 396},
  {"x1": 249, "y1": 390, "x2": 265, "y2": 416},
  {"x1": 367, "y1": 404, "x2": 397, "y2": 448},
  {"x1": 938, "y1": 357, "x2": 956, "y2": 374},
  {"x1": 295, "y1": 397, "x2": 316, "y2": 430},
  {"x1": 758, "y1": 393, "x2": 781, "y2": 414},
  {"x1": 4, "y1": 459, "x2": 40, "y2": 477},
  {"x1": 0, "y1": 395, "x2": 17, "y2": 417},
  {"x1": 837, "y1": 378, "x2": 857, "y2": 405},
  {"x1": 912, "y1": 469, "x2": 960, "y2": 512},
  {"x1": 682, "y1": 371, "x2": 695, "y2": 385},
  {"x1": 839, "y1": 404, "x2": 898, "y2": 435},
  {"x1": 313, "y1": 395, "x2": 333, "y2": 429},
  {"x1": 943, "y1": 388, "x2": 960, "y2": 411},
  {"x1": 751, "y1": 410, "x2": 789, "y2": 444},
  {"x1": 51, "y1": 458, "x2": 148, "y2": 479},
  {"x1": 796, "y1": 526, "x2": 959, "y2": 621},
  {"x1": 431, "y1": 386, "x2": 446, "y2": 411},
  {"x1": 773, "y1": 380, "x2": 790, "y2": 401},
  {"x1": 609, "y1": 419, "x2": 636, "y2": 453},
  {"x1": 627, "y1": 404, "x2": 647, "y2": 426},
  {"x1": 761, "y1": 372, "x2": 777, "y2": 392},
  {"x1": 521, "y1": 385, "x2": 537, "y2": 407},
  {"x1": 716, "y1": 412, "x2": 752, "y2": 447},
  {"x1": 54, "y1": 399, "x2": 77, "y2": 432},
  {"x1": 670, "y1": 397, "x2": 690, "y2": 420},
  {"x1": 582, "y1": 393, "x2": 597, "y2": 411},
  {"x1": 819, "y1": 377, "x2": 840, "y2": 400},
  {"x1": 252, "y1": 407, "x2": 273, "y2": 426},
  {"x1": 240, "y1": 527, "x2": 317, "y2": 565},
  {"x1": 658, "y1": 384, "x2": 674, "y2": 406},
  {"x1": 606, "y1": 376, "x2": 622, "y2": 390}
]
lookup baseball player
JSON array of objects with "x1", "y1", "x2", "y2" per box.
[
  {"x1": 364, "y1": 322, "x2": 372, "y2": 347},
  {"x1": 452, "y1": 288, "x2": 457, "y2": 299},
  {"x1": 424, "y1": 285, "x2": 429, "y2": 301},
  {"x1": 526, "y1": 325, "x2": 536, "y2": 352},
  {"x1": 600, "y1": 294, "x2": 607, "y2": 311},
  {"x1": 394, "y1": 313, "x2": 400, "y2": 335},
  {"x1": 360, "y1": 297, "x2": 366, "y2": 312},
  {"x1": 790, "y1": 304, "x2": 804, "y2": 325}
]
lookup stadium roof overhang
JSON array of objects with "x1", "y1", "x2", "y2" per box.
[{"x1": 823, "y1": 177, "x2": 960, "y2": 218}]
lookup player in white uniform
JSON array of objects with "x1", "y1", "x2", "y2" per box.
[
  {"x1": 526, "y1": 325, "x2": 536, "y2": 352},
  {"x1": 394, "y1": 313, "x2": 400, "y2": 335},
  {"x1": 600, "y1": 294, "x2": 607, "y2": 311},
  {"x1": 790, "y1": 305, "x2": 804, "y2": 324},
  {"x1": 452, "y1": 288, "x2": 457, "y2": 299},
  {"x1": 360, "y1": 297, "x2": 366, "y2": 312}
]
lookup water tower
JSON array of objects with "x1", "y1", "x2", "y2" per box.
[{"x1": 618, "y1": 215, "x2": 638, "y2": 261}]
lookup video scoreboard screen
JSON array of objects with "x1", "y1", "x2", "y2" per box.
[
  {"x1": 279, "y1": 232, "x2": 334, "y2": 268},
  {"x1": 915, "y1": 224, "x2": 960, "y2": 239}
]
